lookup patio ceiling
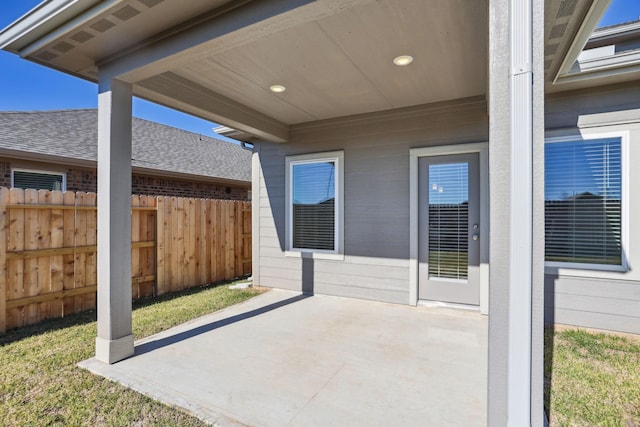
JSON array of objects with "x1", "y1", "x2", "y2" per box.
[
  {"x1": 139, "y1": 0, "x2": 488, "y2": 125},
  {"x1": 1, "y1": 0, "x2": 601, "y2": 142}
]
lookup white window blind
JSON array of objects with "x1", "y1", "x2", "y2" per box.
[
  {"x1": 545, "y1": 137, "x2": 622, "y2": 265},
  {"x1": 428, "y1": 162, "x2": 469, "y2": 280},
  {"x1": 13, "y1": 170, "x2": 65, "y2": 191},
  {"x1": 291, "y1": 161, "x2": 336, "y2": 251}
]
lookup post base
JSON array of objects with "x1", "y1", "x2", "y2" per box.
[{"x1": 96, "y1": 334, "x2": 134, "y2": 364}]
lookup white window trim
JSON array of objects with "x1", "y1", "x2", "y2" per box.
[
  {"x1": 11, "y1": 168, "x2": 67, "y2": 191},
  {"x1": 285, "y1": 151, "x2": 344, "y2": 260},
  {"x1": 544, "y1": 131, "x2": 629, "y2": 273}
]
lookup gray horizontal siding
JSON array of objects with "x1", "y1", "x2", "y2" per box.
[
  {"x1": 255, "y1": 98, "x2": 488, "y2": 305},
  {"x1": 544, "y1": 275, "x2": 640, "y2": 334},
  {"x1": 544, "y1": 81, "x2": 640, "y2": 334}
]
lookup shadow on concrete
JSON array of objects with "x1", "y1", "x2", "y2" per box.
[{"x1": 134, "y1": 293, "x2": 311, "y2": 356}]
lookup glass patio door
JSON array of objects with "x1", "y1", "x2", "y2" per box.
[{"x1": 418, "y1": 153, "x2": 480, "y2": 305}]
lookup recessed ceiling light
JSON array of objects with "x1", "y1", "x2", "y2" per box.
[
  {"x1": 393, "y1": 55, "x2": 414, "y2": 66},
  {"x1": 270, "y1": 84, "x2": 286, "y2": 93}
]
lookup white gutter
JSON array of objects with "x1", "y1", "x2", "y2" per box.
[
  {"x1": 0, "y1": 0, "x2": 101, "y2": 52},
  {"x1": 508, "y1": 0, "x2": 533, "y2": 424},
  {"x1": 1, "y1": 0, "x2": 126, "y2": 59},
  {"x1": 589, "y1": 19, "x2": 640, "y2": 43},
  {"x1": 553, "y1": 0, "x2": 613, "y2": 83}
]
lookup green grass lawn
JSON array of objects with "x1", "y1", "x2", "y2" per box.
[
  {"x1": 545, "y1": 328, "x2": 640, "y2": 427},
  {"x1": 0, "y1": 282, "x2": 265, "y2": 426}
]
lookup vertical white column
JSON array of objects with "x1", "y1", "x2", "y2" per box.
[
  {"x1": 95, "y1": 77, "x2": 134, "y2": 364},
  {"x1": 508, "y1": 0, "x2": 533, "y2": 424},
  {"x1": 489, "y1": 0, "x2": 543, "y2": 425}
]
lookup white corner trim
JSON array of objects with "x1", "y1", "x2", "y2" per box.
[{"x1": 408, "y1": 142, "x2": 489, "y2": 310}]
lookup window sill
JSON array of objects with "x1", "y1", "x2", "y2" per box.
[
  {"x1": 545, "y1": 261, "x2": 629, "y2": 274},
  {"x1": 285, "y1": 250, "x2": 344, "y2": 261}
]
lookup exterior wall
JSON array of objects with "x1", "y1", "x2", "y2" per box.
[
  {"x1": 131, "y1": 174, "x2": 247, "y2": 200},
  {"x1": 545, "y1": 81, "x2": 640, "y2": 334},
  {"x1": 254, "y1": 98, "x2": 488, "y2": 304},
  {"x1": 0, "y1": 158, "x2": 249, "y2": 200}
]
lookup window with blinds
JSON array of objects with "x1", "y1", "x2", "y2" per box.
[
  {"x1": 428, "y1": 162, "x2": 469, "y2": 280},
  {"x1": 12, "y1": 170, "x2": 66, "y2": 191},
  {"x1": 545, "y1": 137, "x2": 622, "y2": 266},
  {"x1": 291, "y1": 161, "x2": 336, "y2": 251}
]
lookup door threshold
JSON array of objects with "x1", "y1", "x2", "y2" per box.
[{"x1": 418, "y1": 300, "x2": 480, "y2": 312}]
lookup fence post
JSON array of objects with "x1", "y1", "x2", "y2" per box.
[{"x1": 0, "y1": 188, "x2": 8, "y2": 333}]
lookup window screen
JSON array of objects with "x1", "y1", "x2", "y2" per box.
[
  {"x1": 13, "y1": 170, "x2": 65, "y2": 191},
  {"x1": 545, "y1": 137, "x2": 622, "y2": 265},
  {"x1": 291, "y1": 161, "x2": 336, "y2": 251}
]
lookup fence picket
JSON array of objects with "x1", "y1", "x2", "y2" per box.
[
  {"x1": 50, "y1": 191, "x2": 64, "y2": 320},
  {"x1": 37, "y1": 190, "x2": 52, "y2": 321},
  {"x1": 62, "y1": 191, "x2": 76, "y2": 316},
  {"x1": 7, "y1": 189, "x2": 25, "y2": 329},
  {"x1": 24, "y1": 189, "x2": 39, "y2": 325},
  {"x1": 0, "y1": 188, "x2": 8, "y2": 332},
  {"x1": 131, "y1": 195, "x2": 141, "y2": 299}
]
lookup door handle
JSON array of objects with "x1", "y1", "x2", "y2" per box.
[{"x1": 472, "y1": 223, "x2": 479, "y2": 240}]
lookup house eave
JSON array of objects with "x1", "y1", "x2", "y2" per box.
[
  {"x1": 586, "y1": 20, "x2": 640, "y2": 49},
  {"x1": 0, "y1": 0, "x2": 106, "y2": 53},
  {"x1": 553, "y1": 0, "x2": 613, "y2": 84},
  {"x1": 0, "y1": 147, "x2": 250, "y2": 187}
]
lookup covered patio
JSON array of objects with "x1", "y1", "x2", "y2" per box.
[
  {"x1": 0, "y1": 0, "x2": 613, "y2": 425},
  {"x1": 80, "y1": 289, "x2": 487, "y2": 426}
]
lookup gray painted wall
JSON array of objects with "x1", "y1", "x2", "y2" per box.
[
  {"x1": 545, "y1": 81, "x2": 640, "y2": 335},
  {"x1": 254, "y1": 98, "x2": 488, "y2": 304}
]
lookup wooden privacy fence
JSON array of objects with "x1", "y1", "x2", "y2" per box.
[{"x1": 0, "y1": 188, "x2": 252, "y2": 332}]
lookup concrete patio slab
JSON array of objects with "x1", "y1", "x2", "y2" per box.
[{"x1": 79, "y1": 289, "x2": 487, "y2": 426}]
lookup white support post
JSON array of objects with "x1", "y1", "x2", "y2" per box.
[
  {"x1": 489, "y1": 0, "x2": 543, "y2": 425},
  {"x1": 95, "y1": 77, "x2": 134, "y2": 364}
]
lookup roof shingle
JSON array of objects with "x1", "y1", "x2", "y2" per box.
[{"x1": 0, "y1": 109, "x2": 251, "y2": 183}]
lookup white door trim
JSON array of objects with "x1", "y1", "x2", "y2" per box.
[{"x1": 409, "y1": 142, "x2": 489, "y2": 314}]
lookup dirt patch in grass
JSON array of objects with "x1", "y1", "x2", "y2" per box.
[{"x1": 0, "y1": 282, "x2": 266, "y2": 426}]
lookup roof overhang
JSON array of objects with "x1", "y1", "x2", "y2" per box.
[
  {"x1": 0, "y1": 146, "x2": 250, "y2": 186},
  {"x1": 548, "y1": 17, "x2": 640, "y2": 92},
  {"x1": 0, "y1": 0, "x2": 611, "y2": 143}
]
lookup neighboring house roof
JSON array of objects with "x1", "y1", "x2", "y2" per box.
[{"x1": 0, "y1": 109, "x2": 251, "y2": 184}]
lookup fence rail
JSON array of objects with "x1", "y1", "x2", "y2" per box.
[{"x1": 0, "y1": 188, "x2": 251, "y2": 332}]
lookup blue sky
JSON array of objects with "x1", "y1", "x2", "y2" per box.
[{"x1": 0, "y1": 0, "x2": 638, "y2": 138}]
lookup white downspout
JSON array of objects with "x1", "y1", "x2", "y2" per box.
[{"x1": 508, "y1": 0, "x2": 533, "y2": 425}]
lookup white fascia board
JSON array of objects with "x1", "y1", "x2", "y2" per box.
[
  {"x1": 0, "y1": 0, "x2": 104, "y2": 52},
  {"x1": 578, "y1": 49, "x2": 640, "y2": 71},
  {"x1": 6, "y1": 0, "x2": 125, "y2": 58},
  {"x1": 556, "y1": 49, "x2": 640, "y2": 84},
  {"x1": 553, "y1": 0, "x2": 613, "y2": 83},
  {"x1": 589, "y1": 20, "x2": 640, "y2": 44}
]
